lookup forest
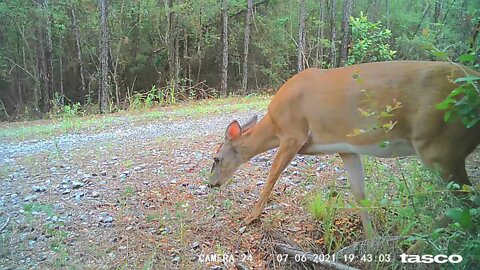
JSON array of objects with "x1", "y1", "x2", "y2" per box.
[{"x1": 0, "y1": 0, "x2": 479, "y2": 119}]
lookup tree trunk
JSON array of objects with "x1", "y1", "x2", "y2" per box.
[
  {"x1": 71, "y1": 6, "x2": 87, "y2": 103},
  {"x1": 316, "y1": 0, "x2": 326, "y2": 67},
  {"x1": 34, "y1": 0, "x2": 52, "y2": 113},
  {"x1": 220, "y1": 0, "x2": 228, "y2": 97},
  {"x1": 461, "y1": 0, "x2": 471, "y2": 41},
  {"x1": 175, "y1": 0, "x2": 181, "y2": 97},
  {"x1": 433, "y1": 0, "x2": 442, "y2": 23},
  {"x1": 413, "y1": 4, "x2": 431, "y2": 36},
  {"x1": 196, "y1": 6, "x2": 203, "y2": 84},
  {"x1": 99, "y1": 0, "x2": 110, "y2": 113},
  {"x1": 386, "y1": 0, "x2": 390, "y2": 29},
  {"x1": 368, "y1": 0, "x2": 380, "y2": 22},
  {"x1": 330, "y1": 0, "x2": 337, "y2": 67},
  {"x1": 241, "y1": 0, "x2": 253, "y2": 93},
  {"x1": 15, "y1": 31, "x2": 23, "y2": 108},
  {"x1": 297, "y1": 0, "x2": 306, "y2": 72},
  {"x1": 59, "y1": 36, "x2": 64, "y2": 105},
  {"x1": 167, "y1": 0, "x2": 179, "y2": 97},
  {"x1": 44, "y1": 0, "x2": 54, "y2": 108},
  {"x1": 35, "y1": 27, "x2": 49, "y2": 112},
  {"x1": 339, "y1": 0, "x2": 353, "y2": 66}
]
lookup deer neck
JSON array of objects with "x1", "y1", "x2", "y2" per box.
[{"x1": 238, "y1": 114, "x2": 279, "y2": 162}]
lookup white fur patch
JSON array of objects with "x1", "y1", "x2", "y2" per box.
[{"x1": 300, "y1": 140, "x2": 416, "y2": 157}]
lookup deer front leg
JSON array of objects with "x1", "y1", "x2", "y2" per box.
[
  {"x1": 339, "y1": 153, "x2": 374, "y2": 238},
  {"x1": 245, "y1": 138, "x2": 303, "y2": 224}
]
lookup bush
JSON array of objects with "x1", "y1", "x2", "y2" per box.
[{"x1": 348, "y1": 12, "x2": 396, "y2": 65}]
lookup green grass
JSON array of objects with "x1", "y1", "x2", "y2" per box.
[
  {"x1": 306, "y1": 156, "x2": 480, "y2": 269},
  {"x1": 0, "y1": 95, "x2": 270, "y2": 142}
]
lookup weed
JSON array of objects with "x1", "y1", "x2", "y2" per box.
[
  {"x1": 22, "y1": 203, "x2": 71, "y2": 267},
  {"x1": 0, "y1": 164, "x2": 10, "y2": 178},
  {"x1": 124, "y1": 160, "x2": 133, "y2": 169},
  {"x1": 142, "y1": 248, "x2": 157, "y2": 270},
  {"x1": 306, "y1": 190, "x2": 349, "y2": 253}
]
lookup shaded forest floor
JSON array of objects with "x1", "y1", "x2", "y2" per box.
[{"x1": 0, "y1": 96, "x2": 479, "y2": 269}]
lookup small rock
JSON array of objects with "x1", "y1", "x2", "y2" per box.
[
  {"x1": 103, "y1": 216, "x2": 114, "y2": 223},
  {"x1": 32, "y1": 186, "x2": 47, "y2": 192},
  {"x1": 37, "y1": 255, "x2": 47, "y2": 262},
  {"x1": 74, "y1": 191, "x2": 85, "y2": 200},
  {"x1": 100, "y1": 171, "x2": 107, "y2": 176},
  {"x1": 62, "y1": 189, "x2": 71, "y2": 195},
  {"x1": 256, "y1": 180, "x2": 265, "y2": 186},
  {"x1": 191, "y1": 242, "x2": 200, "y2": 249},
  {"x1": 72, "y1": 181, "x2": 84, "y2": 189},
  {"x1": 288, "y1": 226, "x2": 301, "y2": 232},
  {"x1": 24, "y1": 195, "x2": 37, "y2": 202},
  {"x1": 172, "y1": 256, "x2": 180, "y2": 263},
  {"x1": 91, "y1": 191, "x2": 100, "y2": 198},
  {"x1": 62, "y1": 177, "x2": 70, "y2": 184},
  {"x1": 239, "y1": 226, "x2": 247, "y2": 234}
]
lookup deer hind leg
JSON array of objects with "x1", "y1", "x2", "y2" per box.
[
  {"x1": 245, "y1": 136, "x2": 305, "y2": 224},
  {"x1": 339, "y1": 153, "x2": 375, "y2": 238},
  {"x1": 413, "y1": 140, "x2": 471, "y2": 186}
]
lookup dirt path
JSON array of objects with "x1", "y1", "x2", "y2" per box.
[{"x1": 0, "y1": 106, "x2": 479, "y2": 270}]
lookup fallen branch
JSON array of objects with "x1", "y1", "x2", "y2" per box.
[
  {"x1": 0, "y1": 217, "x2": 10, "y2": 232},
  {"x1": 275, "y1": 242, "x2": 359, "y2": 270},
  {"x1": 335, "y1": 236, "x2": 406, "y2": 258}
]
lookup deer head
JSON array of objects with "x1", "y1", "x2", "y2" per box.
[{"x1": 209, "y1": 115, "x2": 258, "y2": 187}]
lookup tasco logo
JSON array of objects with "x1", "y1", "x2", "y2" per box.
[{"x1": 399, "y1": 254, "x2": 463, "y2": 264}]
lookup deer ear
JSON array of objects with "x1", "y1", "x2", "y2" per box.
[
  {"x1": 242, "y1": 115, "x2": 258, "y2": 132},
  {"x1": 225, "y1": 120, "x2": 242, "y2": 141}
]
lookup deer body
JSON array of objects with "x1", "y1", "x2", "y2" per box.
[{"x1": 209, "y1": 61, "x2": 480, "y2": 237}]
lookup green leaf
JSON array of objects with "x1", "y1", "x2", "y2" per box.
[
  {"x1": 466, "y1": 118, "x2": 480, "y2": 128},
  {"x1": 436, "y1": 99, "x2": 452, "y2": 110},
  {"x1": 444, "y1": 110, "x2": 452, "y2": 122},
  {"x1": 454, "y1": 76, "x2": 480, "y2": 83},
  {"x1": 379, "y1": 141, "x2": 390, "y2": 148},
  {"x1": 447, "y1": 88, "x2": 464, "y2": 98},
  {"x1": 432, "y1": 51, "x2": 447, "y2": 59},
  {"x1": 223, "y1": 199, "x2": 232, "y2": 209},
  {"x1": 360, "y1": 199, "x2": 371, "y2": 207},
  {"x1": 458, "y1": 54, "x2": 476, "y2": 63},
  {"x1": 445, "y1": 208, "x2": 472, "y2": 230}
]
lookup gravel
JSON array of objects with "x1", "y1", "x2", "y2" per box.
[{"x1": 0, "y1": 111, "x2": 263, "y2": 163}]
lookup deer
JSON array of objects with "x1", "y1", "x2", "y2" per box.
[{"x1": 208, "y1": 61, "x2": 480, "y2": 237}]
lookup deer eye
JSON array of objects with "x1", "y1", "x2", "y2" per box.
[{"x1": 213, "y1": 157, "x2": 220, "y2": 163}]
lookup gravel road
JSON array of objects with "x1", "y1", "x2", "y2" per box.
[{"x1": 0, "y1": 111, "x2": 265, "y2": 164}]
